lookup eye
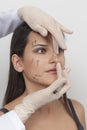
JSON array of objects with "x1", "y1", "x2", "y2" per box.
[{"x1": 33, "y1": 48, "x2": 47, "y2": 54}]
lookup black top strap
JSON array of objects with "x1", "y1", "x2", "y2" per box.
[
  {"x1": 68, "y1": 99, "x2": 84, "y2": 130},
  {"x1": 0, "y1": 108, "x2": 9, "y2": 113}
]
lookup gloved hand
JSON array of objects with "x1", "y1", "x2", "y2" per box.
[
  {"x1": 14, "y1": 63, "x2": 70, "y2": 123},
  {"x1": 17, "y1": 6, "x2": 73, "y2": 51}
]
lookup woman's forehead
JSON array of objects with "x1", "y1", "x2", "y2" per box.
[{"x1": 28, "y1": 31, "x2": 52, "y2": 45}]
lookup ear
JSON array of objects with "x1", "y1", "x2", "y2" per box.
[{"x1": 11, "y1": 54, "x2": 24, "y2": 72}]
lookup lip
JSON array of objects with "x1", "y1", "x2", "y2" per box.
[{"x1": 46, "y1": 68, "x2": 57, "y2": 74}]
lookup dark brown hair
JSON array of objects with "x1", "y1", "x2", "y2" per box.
[{"x1": 3, "y1": 22, "x2": 32, "y2": 105}]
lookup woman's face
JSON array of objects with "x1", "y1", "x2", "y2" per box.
[{"x1": 16, "y1": 31, "x2": 65, "y2": 91}]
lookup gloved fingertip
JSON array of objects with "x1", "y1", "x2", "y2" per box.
[
  {"x1": 40, "y1": 29, "x2": 48, "y2": 36},
  {"x1": 67, "y1": 30, "x2": 73, "y2": 34},
  {"x1": 57, "y1": 23, "x2": 73, "y2": 34},
  {"x1": 64, "y1": 46, "x2": 67, "y2": 50},
  {"x1": 60, "y1": 44, "x2": 67, "y2": 50}
]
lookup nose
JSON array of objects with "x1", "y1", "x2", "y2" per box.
[{"x1": 48, "y1": 52, "x2": 61, "y2": 64}]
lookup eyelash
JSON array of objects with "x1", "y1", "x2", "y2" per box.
[{"x1": 33, "y1": 48, "x2": 47, "y2": 54}]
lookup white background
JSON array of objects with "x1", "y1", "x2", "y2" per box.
[{"x1": 0, "y1": 0, "x2": 87, "y2": 124}]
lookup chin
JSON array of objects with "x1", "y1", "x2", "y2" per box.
[
  {"x1": 49, "y1": 78, "x2": 57, "y2": 85},
  {"x1": 42, "y1": 76, "x2": 57, "y2": 87}
]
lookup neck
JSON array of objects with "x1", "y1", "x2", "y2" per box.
[
  {"x1": 36, "y1": 99, "x2": 62, "y2": 114},
  {"x1": 25, "y1": 81, "x2": 48, "y2": 94}
]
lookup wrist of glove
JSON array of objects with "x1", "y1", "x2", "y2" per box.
[{"x1": 14, "y1": 63, "x2": 71, "y2": 123}]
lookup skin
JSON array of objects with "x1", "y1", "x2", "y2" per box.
[{"x1": 0, "y1": 32, "x2": 86, "y2": 130}]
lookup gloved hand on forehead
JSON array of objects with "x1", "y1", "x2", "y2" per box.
[
  {"x1": 18, "y1": 6, "x2": 73, "y2": 52},
  {"x1": 14, "y1": 63, "x2": 71, "y2": 123}
]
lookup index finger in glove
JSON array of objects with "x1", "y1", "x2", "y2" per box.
[
  {"x1": 57, "y1": 82, "x2": 70, "y2": 97},
  {"x1": 46, "y1": 20, "x2": 73, "y2": 50},
  {"x1": 58, "y1": 68, "x2": 71, "y2": 96},
  {"x1": 56, "y1": 63, "x2": 63, "y2": 79},
  {"x1": 55, "y1": 22, "x2": 73, "y2": 50},
  {"x1": 47, "y1": 63, "x2": 66, "y2": 93},
  {"x1": 46, "y1": 20, "x2": 66, "y2": 50},
  {"x1": 47, "y1": 77, "x2": 66, "y2": 93},
  {"x1": 57, "y1": 22, "x2": 73, "y2": 34},
  {"x1": 62, "y1": 68, "x2": 71, "y2": 89}
]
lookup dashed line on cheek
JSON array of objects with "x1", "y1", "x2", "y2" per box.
[
  {"x1": 32, "y1": 76, "x2": 39, "y2": 80},
  {"x1": 36, "y1": 59, "x2": 40, "y2": 66},
  {"x1": 32, "y1": 73, "x2": 42, "y2": 81}
]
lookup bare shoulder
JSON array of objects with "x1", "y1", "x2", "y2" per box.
[
  {"x1": 0, "y1": 94, "x2": 24, "y2": 116},
  {"x1": 0, "y1": 93, "x2": 26, "y2": 117},
  {"x1": 71, "y1": 99, "x2": 86, "y2": 130},
  {"x1": 71, "y1": 99, "x2": 85, "y2": 115},
  {"x1": 3, "y1": 92, "x2": 27, "y2": 112}
]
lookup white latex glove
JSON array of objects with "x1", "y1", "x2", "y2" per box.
[
  {"x1": 17, "y1": 6, "x2": 73, "y2": 51},
  {"x1": 14, "y1": 63, "x2": 70, "y2": 123}
]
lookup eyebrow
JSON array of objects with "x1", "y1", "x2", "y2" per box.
[{"x1": 32, "y1": 43, "x2": 48, "y2": 47}]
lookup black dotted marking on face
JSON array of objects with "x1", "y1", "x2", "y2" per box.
[
  {"x1": 32, "y1": 40, "x2": 37, "y2": 46},
  {"x1": 33, "y1": 76, "x2": 37, "y2": 79}
]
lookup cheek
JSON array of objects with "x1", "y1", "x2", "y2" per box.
[
  {"x1": 31, "y1": 59, "x2": 45, "y2": 82},
  {"x1": 23, "y1": 58, "x2": 42, "y2": 81},
  {"x1": 29, "y1": 58, "x2": 44, "y2": 75},
  {"x1": 30, "y1": 57, "x2": 50, "y2": 81},
  {"x1": 30, "y1": 58, "x2": 42, "y2": 69}
]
